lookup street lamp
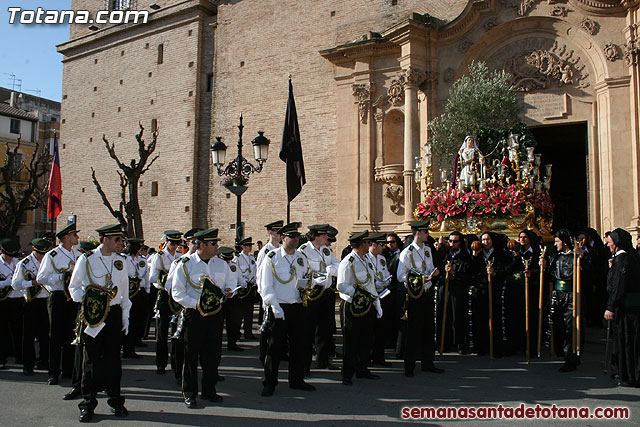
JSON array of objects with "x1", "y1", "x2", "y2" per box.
[{"x1": 211, "y1": 114, "x2": 270, "y2": 243}]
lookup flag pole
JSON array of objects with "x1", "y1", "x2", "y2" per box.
[{"x1": 287, "y1": 201, "x2": 290, "y2": 224}]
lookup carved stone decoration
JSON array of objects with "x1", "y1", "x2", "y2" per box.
[
  {"x1": 519, "y1": 0, "x2": 539, "y2": 16},
  {"x1": 352, "y1": 83, "x2": 375, "y2": 123},
  {"x1": 387, "y1": 78, "x2": 404, "y2": 106},
  {"x1": 624, "y1": 39, "x2": 640, "y2": 67},
  {"x1": 484, "y1": 17, "x2": 497, "y2": 32},
  {"x1": 372, "y1": 95, "x2": 386, "y2": 122},
  {"x1": 459, "y1": 39, "x2": 473, "y2": 52},
  {"x1": 384, "y1": 183, "x2": 404, "y2": 215},
  {"x1": 580, "y1": 17, "x2": 599, "y2": 35},
  {"x1": 421, "y1": 71, "x2": 439, "y2": 92},
  {"x1": 401, "y1": 67, "x2": 426, "y2": 89},
  {"x1": 443, "y1": 67, "x2": 456, "y2": 84},
  {"x1": 603, "y1": 42, "x2": 620, "y2": 62},
  {"x1": 495, "y1": 39, "x2": 591, "y2": 91},
  {"x1": 550, "y1": 5, "x2": 568, "y2": 16}
]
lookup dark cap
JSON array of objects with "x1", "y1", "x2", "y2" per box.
[
  {"x1": 349, "y1": 230, "x2": 369, "y2": 243},
  {"x1": 367, "y1": 232, "x2": 387, "y2": 243},
  {"x1": 127, "y1": 238, "x2": 144, "y2": 244},
  {"x1": 238, "y1": 237, "x2": 253, "y2": 246},
  {"x1": 193, "y1": 228, "x2": 219, "y2": 242},
  {"x1": 308, "y1": 224, "x2": 330, "y2": 234},
  {"x1": 217, "y1": 246, "x2": 235, "y2": 260},
  {"x1": 410, "y1": 220, "x2": 430, "y2": 231},
  {"x1": 31, "y1": 238, "x2": 53, "y2": 254},
  {"x1": 163, "y1": 230, "x2": 183, "y2": 243},
  {"x1": 0, "y1": 239, "x2": 20, "y2": 256},
  {"x1": 56, "y1": 223, "x2": 78, "y2": 239},
  {"x1": 78, "y1": 241, "x2": 97, "y2": 253},
  {"x1": 41, "y1": 231, "x2": 56, "y2": 240},
  {"x1": 265, "y1": 220, "x2": 284, "y2": 231},
  {"x1": 278, "y1": 223, "x2": 301, "y2": 237},
  {"x1": 184, "y1": 228, "x2": 203, "y2": 240},
  {"x1": 96, "y1": 224, "x2": 125, "y2": 237}
]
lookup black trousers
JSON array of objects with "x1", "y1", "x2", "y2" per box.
[
  {"x1": 224, "y1": 297, "x2": 243, "y2": 346},
  {"x1": 123, "y1": 290, "x2": 146, "y2": 355},
  {"x1": 182, "y1": 308, "x2": 223, "y2": 398},
  {"x1": 79, "y1": 306, "x2": 124, "y2": 411},
  {"x1": 71, "y1": 306, "x2": 84, "y2": 389},
  {"x1": 342, "y1": 303, "x2": 375, "y2": 380},
  {"x1": 155, "y1": 290, "x2": 171, "y2": 369},
  {"x1": 551, "y1": 290, "x2": 582, "y2": 366},
  {"x1": 22, "y1": 298, "x2": 49, "y2": 369},
  {"x1": 450, "y1": 287, "x2": 470, "y2": 351},
  {"x1": 48, "y1": 291, "x2": 77, "y2": 377},
  {"x1": 144, "y1": 287, "x2": 157, "y2": 339},
  {"x1": 405, "y1": 289, "x2": 436, "y2": 371},
  {"x1": 372, "y1": 292, "x2": 394, "y2": 363},
  {"x1": 240, "y1": 294, "x2": 255, "y2": 337},
  {"x1": 263, "y1": 303, "x2": 304, "y2": 388},
  {"x1": 303, "y1": 291, "x2": 335, "y2": 369},
  {"x1": 0, "y1": 297, "x2": 23, "y2": 364}
]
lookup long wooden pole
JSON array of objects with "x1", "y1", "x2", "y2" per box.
[
  {"x1": 524, "y1": 258, "x2": 531, "y2": 363},
  {"x1": 440, "y1": 261, "x2": 452, "y2": 355},
  {"x1": 572, "y1": 241, "x2": 578, "y2": 354},
  {"x1": 576, "y1": 240, "x2": 583, "y2": 357},
  {"x1": 537, "y1": 246, "x2": 547, "y2": 358},
  {"x1": 487, "y1": 259, "x2": 494, "y2": 360},
  {"x1": 549, "y1": 281, "x2": 555, "y2": 355}
]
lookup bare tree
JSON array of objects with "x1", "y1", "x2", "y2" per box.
[
  {"x1": 0, "y1": 136, "x2": 50, "y2": 239},
  {"x1": 91, "y1": 123, "x2": 158, "y2": 238}
]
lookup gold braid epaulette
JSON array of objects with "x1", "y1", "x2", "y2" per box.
[
  {"x1": 181, "y1": 262, "x2": 205, "y2": 290},
  {"x1": 270, "y1": 256, "x2": 296, "y2": 284},
  {"x1": 349, "y1": 263, "x2": 371, "y2": 287}
]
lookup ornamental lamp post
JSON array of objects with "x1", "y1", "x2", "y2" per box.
[{"x1": 210, "y1": 114, "x2": 270, "y2": 244}]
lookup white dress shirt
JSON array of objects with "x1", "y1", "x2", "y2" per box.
[
  {"x1": 37, "y1": 245, "x2": 82, "y2": 293},
  {"x1": 397, "y1": 241, "x2": 436, "y2": 290},
  {"x1": 171, "y1": 252, "x2": 233, "y2": 310},
  {"x1": 259, "y1": 246, "x2": 310, "y2": 310},
  {"x1": 337, "y1": 250, "x2": 381, "y2": 314},
  {"x1": 12, "y1": 253, "x2": 49, "y2": 300},
  {"x1": 1, "y1": 256, "x2": 20, "y2": 299}
]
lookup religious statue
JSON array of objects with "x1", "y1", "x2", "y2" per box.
[{"x1": 456, "y1": 136, "x2": 485, "y2": 191}]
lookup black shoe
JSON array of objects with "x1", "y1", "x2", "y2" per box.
[
  {"x1": 157, "y1": 367, "x2": 166, "y2": 375},
  {"x1": 202, "y1": 393, "x2": 224, "y2": 402},
  {"x1": 112, "y1": 406, "x2": 129, "y2": 417},
  {"x1": 356, "y1": 372, "x2": 380, "y2": 380},
  {"x1": 290, "y1": 382, "x2": 316, "y2": 391},
  {"x1": 422, "y1": 364, "x2": 444, "y2": 373},
  {"x1": 23, "y1": 367, "x2": 34, "y2": 376},
  {"x1": 184, "y1": 397, "x2": 197, "y2": 408},
  {"x1": 405, "y1": 369, "x2": 415, "y2": 377},
  {"x1": 79, "y1": 408, "x2": 93, "y2": 423},
  {"x1": 227, "y1": 344, "x2": 244, "y2": 352},
  {"x1": 559, "y1": 363, "x2": 576, "y2": 372},
  {"x1": 47, "y1": 376, "x2": 59, "y2": 385},
  {"x1": 63, "y1": 387, "x2": 82, "y2": 400},
  {"x1": 372, "y1": 360, "x2": 392, "y2": 367},
  {"x1": 261, "y1": 386, "x2": 275, "y2": 396},
  {"x1": 123, "y1": 352, "x2": 142, "y2": 359},
  {"x1": 342, "y1": 378, "x2": 353, "y2": 385}
]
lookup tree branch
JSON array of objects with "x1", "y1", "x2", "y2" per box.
[{"x1": 91, "y1": 167, "x2": 126, "y2": 225}]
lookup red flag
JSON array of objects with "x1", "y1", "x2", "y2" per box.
[{"x1": 47, "y1": 133, "x2": 62, "y2": 220}]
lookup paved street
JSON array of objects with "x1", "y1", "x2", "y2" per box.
[{"x1": 1, "y1": 323, "x2": 638, "y2": 426}]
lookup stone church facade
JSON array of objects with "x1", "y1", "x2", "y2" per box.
[{"x1": 58, "y1": 0, "x2": 640, "y2": 247}]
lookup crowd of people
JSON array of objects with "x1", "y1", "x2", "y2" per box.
[{"x1": 0, "y1": 219, "x2": 638, "y2": 422}]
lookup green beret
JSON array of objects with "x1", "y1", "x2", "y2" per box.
[
  {"x1": 56, "y1": 223, "x2": 78, "y2": 238},
  {"x1": 163, "y1": 230, "x2": 183, "y2": 242},
  {"x1": 278, "y1": 222, "x2": 301, "y2": 237},
  {"x1": 184, "y1": 228, "x2": 203, "y2": 240},
  {"x1": 96, "y1": 224, "x2": 125, "y2": 237},
  {"x1": 238, "y1": 237, "x2": 253, "y2": 246},
  {"x1": 0, "y1": 239, "x2": 20, "y2": 256},
  {"x1": 217, "y1": 246, "x2": 235, "y2": 260},
  {"x1": 31, "y1": 238, "x2": 53, "y2": 254},
  {"x1": 349, "y1": 230, "x2": 369, "y2": 243},
  {"x1": 78, "y1": 241, "x2": 97, "y2": 253},
  {"x1": 193, "y1": 228, "x2": 219, "y2": 242},
  {"x1": 265, "y1": 220, "x2": 284, "y2": 231},
  {"x1": 410, "y1": 220, "x2": 430, "y2": 231}
]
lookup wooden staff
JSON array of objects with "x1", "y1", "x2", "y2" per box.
[
  {"x1": 486, "y1": 258, "x2": 495, "y2": 360},
  {"x1": 440, "y1": 261, "x2": 452, "y2": 355},
  {"x1": 575, "y1": 239, "x2": 584, "y2": 357},
  {"x1": 537, "y1": 246, "x2": 547, "y2": 358},
  {"x1": 572, "y1": 239, "x2": 578, "y2": 354},
  {"x1": 523, "y1": 258, "x2": 532, "y2": 363},
  {"x1": 549, "y1": 281, "x2": 555, "y2": 355}
]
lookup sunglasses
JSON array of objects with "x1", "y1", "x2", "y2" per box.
[
  {"x1": 449, "y1": 239, "x2": 461, "y2": 243},
  {"x1": 386, "y1": 241, "x2": 396, "y2": 245}
]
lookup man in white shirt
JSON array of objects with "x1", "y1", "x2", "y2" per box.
[
  {"x1": 0, "y1": 238, "x2": 21, "y2": 369},
  {"x1": 259, "y1": 222, "x2": 315, "y2": 396},
  {"x1": 397, "y1": 221, "x2": 443, "y2": 377},
  {"x1": 12, "y1": 238, "x2": 53, "y2": 376},
  {"x1": 122, "y1": 238, "x2": 149, "y2": 359},
  {"x1": 365, "y1": 233, "x2": 392, "y2": 367},
  {"x1": 37, "y1": 223, "x2": 82, "y2": 384},
  {"x1": 68, "y1": 224, "x2": 131, "y2": 422},
  {"x1": 235, "y1": 237, "x2": 258, "y2": 340}
]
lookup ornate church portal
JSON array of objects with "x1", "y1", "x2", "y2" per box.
[{"x1": 323, "y1": 0, "x2": 640, "y2": 237}]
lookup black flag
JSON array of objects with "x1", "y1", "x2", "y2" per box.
[{"x1": 280, "y1": 79, "x2": 306, "y2": 202}]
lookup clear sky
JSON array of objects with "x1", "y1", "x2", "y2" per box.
[{"x1": 1, "y1": 1, "x2": 72, "y2": 102}]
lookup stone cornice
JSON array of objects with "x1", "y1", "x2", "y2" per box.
[
  {"x1": 436, "y1": 0, "x2": 496, "y2": 42},
  {"x1": 567, "y1": 0, "x2": 628, "y2": 15}
]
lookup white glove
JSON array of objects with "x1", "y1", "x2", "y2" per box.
[
  {"x1": 376, "y1": 303, "x2": 383, "y2": 319},
  {"x1": 425, "y1": 280, "x2": 432, "y2": 290},
  {"x1": 345, "y1": 287, "x2": 355, "y2": 298},
  {"x1": 272, "y1": 305, "x2": 285, "y2": 320},
  {"x1": 122, "y1": 314, "x2": 130, "y2": 335}
]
